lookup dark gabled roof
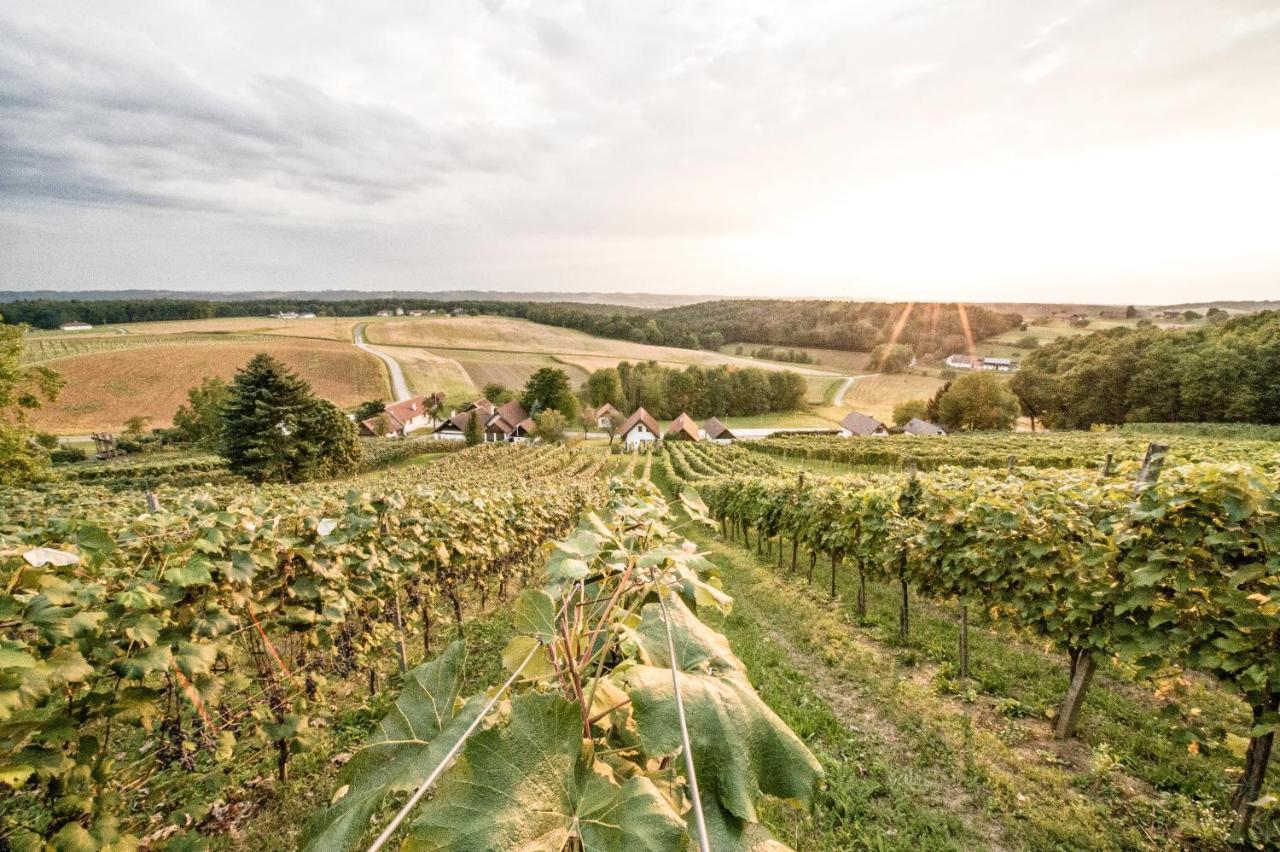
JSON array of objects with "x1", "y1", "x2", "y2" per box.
[
  {"x1": 465, "y1": 398, "x2": 496, "y2": 417},
  {"x1": 702, "y1": 417, "x2": 735, "y2": 439},
  {"x1": 359, "y1": 415, "x2": 389, "y2": 436},
  {"x1": 665, "y1": 413, "x2": 700, "y2": 441},
  {"x1": 437, "y1": 410, "x2": 479, "y2": 433},
  {"x1": 485, "y1": 400, "x2": 531, "y2": 437},
  {"x1": 841, "y1": 411, "x2": 887, "y2": 436},
  {"x1": 903, "y1": 417, "x2": 947, "y2": 436},
  {"x1": 619, "y1": 407, "x2": 661, "y2": 437}
]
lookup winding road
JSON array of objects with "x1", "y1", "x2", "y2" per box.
[
  {"x1": 832, "y1": 374, "x2": 876, "y2": 407},
  {"x1": 354, "y1": 324, "x2": 411, "y2": 401}
]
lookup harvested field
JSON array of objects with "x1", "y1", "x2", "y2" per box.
[{"x1": 28, "y1": 339, "x2": 388, "y2": 433}]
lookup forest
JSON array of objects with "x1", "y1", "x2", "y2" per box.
[{"x1": 1010, "y1": 311, "x2": 1280, "y2": 428}]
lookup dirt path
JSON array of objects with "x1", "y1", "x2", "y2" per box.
[
  {"x1": 353, "y1": 323, "x2": 411, "y2": 401},
  {"x1": 831, "y1": 373, "x2": 876, "y2": 406}
]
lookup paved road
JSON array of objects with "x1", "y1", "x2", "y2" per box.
[
  {"x1": 832, "y1": 374, "x2": 876, "y2": 407},
  {"x1": 354, "y1": 324, "x2": 411, "y2": 402}
]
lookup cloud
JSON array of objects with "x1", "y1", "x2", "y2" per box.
[{"x1": 0, "y1": 0, "x2": 1277, "y2": 302}]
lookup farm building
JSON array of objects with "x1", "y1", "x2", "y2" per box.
[
  {"x1": 59, "y1": 321, "x2": 93, "y2": 331},
  {"x1": 840, "y1": 411, "x2": 888, "y2": 437},
  {"x1": 431, "y1": 398, "x2": 531, "y2": 442},
  {"x1": 620, "y1": 408, "x2": 661, "y2": 447},
  {"x1": 584, "y1": 403, "x2": 623, "y2": 429},
  {"x1": 359, "y1": 393, "x2": 443, "y2": 437},
  {"x1": 902, "y1": 418, "x2": 947, "y2": 436},
  {"x1": 484, "y1": 400, "x2": 534, "y2": 443},
  {"x1": 665, "y1": 413, "x2": 700, "y2": 441},
  {"x1": 945, "y1": 354, "x2": 1018, "y2": 372},
  {"x1": 375, "y1": 310, "x2": 393, "y2": 317},
  {"x1": 703, "y1": 417, "x2": 736, "y2": 443}
]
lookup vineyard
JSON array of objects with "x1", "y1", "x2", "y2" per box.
[
  {"x1": 0, "y1": 446, "x2": 611, "y2": 848},
  {"x1": 666, "y1": 441, "x2": 1280, "y2": 845},
  {"x1": 749, "y1": 431, "x2": 1280, "y2": 472}
]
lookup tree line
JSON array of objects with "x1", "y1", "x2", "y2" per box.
[
  {"x1": 1010, "y1": 311, "x2": 1280, "y2": 428},
  {"x1": 583, "y1": 360, "x2": 807, "y2": 420},
  {"x1": 2, "y1": 296, "x2": 1021, "y2": 357}
]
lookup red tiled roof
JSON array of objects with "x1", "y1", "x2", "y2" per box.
[
  {"x1": 665, "y1": 412, "x2": 700, "y2": 440},
  {"x1": 384, "y1": 395, "x2": 432, "y2": 428},
  {"x1": 619, "y1": 407, "x2": 661, "y2": 437}
]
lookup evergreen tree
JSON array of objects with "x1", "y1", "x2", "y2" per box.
[
  {"x1": 218, "y1": 354, "x2": 358, "y2": 483},
  {"x1": 464, "y1": 410, "x2": 483, "y2": 446}
]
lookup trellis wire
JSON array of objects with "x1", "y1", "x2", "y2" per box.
[
  {"x1": 365, "y1": 637, "x2": 544, "y2": 852},
  {"x1": 657, "y1": 587, "x2": 711, "y2": 852}
]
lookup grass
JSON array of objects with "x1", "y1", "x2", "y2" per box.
[
  {"x1": 374, "y1": 343, "x2": 477, "y2": 398},
  {"x1": 817, "y1": 372, "x2": 946, "y2": 424},
  {"x1": 27, "y1": 339, "x2": 388, "y2": 434}
]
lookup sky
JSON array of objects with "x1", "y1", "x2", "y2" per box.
[{"x1": 1, "y1": 0, "x2": 1278, "y2": 303}]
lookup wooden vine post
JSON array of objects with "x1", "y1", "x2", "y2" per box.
[
  {"x1": 898, "y1": 462, "x2": 918, "y2": 644},
  {"x1": 1054, "y1": 442, "x2": 1168, "y2": 740}
]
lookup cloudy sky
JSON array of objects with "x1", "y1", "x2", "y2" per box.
[{"x1": 1, "y1": 1, "x2": 1277, "y2": 302}]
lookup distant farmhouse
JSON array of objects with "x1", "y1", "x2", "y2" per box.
[
  {"x1": 839, "y1": 411, "x2": 888, "y2": 437},
  {"x1": 59, "y1": 321, "x2": 93, "y2": 331},
  {"x1": 902, "y1": 418, "x2": 947, "y2": 436},
  {"x1": 703, "y1": 417, "x2": 736, "y2": 443},
  {"x1": 433, "y1": 398, "x2": 534, "y2": 443},
  {"x1": 664, "y1": 413, "x2": 700, "y2": 442},
  {"x1": 944, "y1": 354, "x2": 1018, "y2": 372},
  {"x1": 359, "y1": 393, "x2": 444, "y2": 437},
  {"x1": 584, "y1": 403, "x2": 623, "y2": 429},
  {"x1": 619, "y1": 408, "x2": 661, "y2": 447}
]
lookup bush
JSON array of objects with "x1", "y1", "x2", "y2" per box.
[{"x1": 50, "y1": 446, "x2": 87, "y2": 464}]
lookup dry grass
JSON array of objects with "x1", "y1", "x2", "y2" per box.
[
  {"x1": 376, "y1": 345, "x2": 476, "y2": 400},
  {"x1": 366, "y1": 316, "x2": 842, "y2": 377},
  {"x1": 719, "y1": 344, "x2": 873, "y2": 375},
  {"x1": 817, "y1": 372, "x2": 946, "y2": 425},
  {"x1": 30, "y1": 340, "x2": 388, "y2": 434}
]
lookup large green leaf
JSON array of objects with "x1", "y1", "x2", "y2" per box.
[
  {"x1": 406, "y1": 692, "x2": 687, "y2": 851},
  {"x1": 623, "y1": 664, "x2": 822, "y2": 826},
  {"x1": 301, "y1": 640, "x2": 483, "y2": 852},
  {"x1": 632, "y1": 594, "x2": 743, "y2": 675}
]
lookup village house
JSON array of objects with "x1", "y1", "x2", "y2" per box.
[
  {"x1": 359, "y1": 393, "x2": 444, "y2": 437},
  {"x1": 375, "y1": 310, "x2": 393, "y2": 317},
  {"x1": 59, "y1": 321, "x2": 93, "y2": 331},
  {"x1": 944, "y1": 354, "x2": 977, "y2": 370},
  {"x1": 584, "y1": 403, "x2": 623, "y2": 429},
  {"x1": 702, "y1": 417, "x2": 736, "y2": 444},
  {"x1": 664, "y1": 413, "x2": 700, "y2": 441},
  {"x1": 902, "y1": 418, "x2": 947, "y2": 436},
  {"x1": 619, "y1": 407, "x2": 661, "y2": 448},
  {"x1": 484, "y1": 399, "x2": 535, "y2": 443},
  {"x1": 431, "y1": 398, "x2": 532, "y2": 442},
  {"x1": 839, "y1": 411, "x2": 888, "y2": 437}
]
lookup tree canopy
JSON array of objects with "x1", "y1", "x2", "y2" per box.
[
  {"x1": 0, "y1": 312, "x2": 64, "y2": 484},
  {"x1": 218, "y1": 354, "x2": 359, "y2": 483},
  {"x1": 521, "y1": 368, "x2": 578, "y2": 419},
  {"x1": 935, "y1": 372, "x2": 1020, "y2": 431},
  {"x1": 602, "y1": 361, "x2": 806, "y2": 420},
  {"x1": 1009, "y1": 311, "x2": 1280, "y2": 428}
]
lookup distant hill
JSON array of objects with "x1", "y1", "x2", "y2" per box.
[{"x1": 0, "y1": 289, "x2": 706, "y2": 309}]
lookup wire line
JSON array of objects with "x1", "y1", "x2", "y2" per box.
[
  {"x1": 365, "y1": 637, "x2": 543, "y2": 852},
  {"x1": 657, "y1": 587, "x2": 711, "y2": 852}
]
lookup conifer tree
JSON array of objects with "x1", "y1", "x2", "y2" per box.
[
  {"x1": 219, "y1": 354, "x2": 359, "y2": 482},
  {"x1": 464, "y1": 410, "x2": 483, "y2": 446}
]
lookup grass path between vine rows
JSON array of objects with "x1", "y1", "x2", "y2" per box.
[{"x1": 648, "y1": 457, "x2": 1258, "y2": 851}]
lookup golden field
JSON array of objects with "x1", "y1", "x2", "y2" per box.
[{"x1": 28, "y1": 339, "x2": 388, "y2": 434}]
